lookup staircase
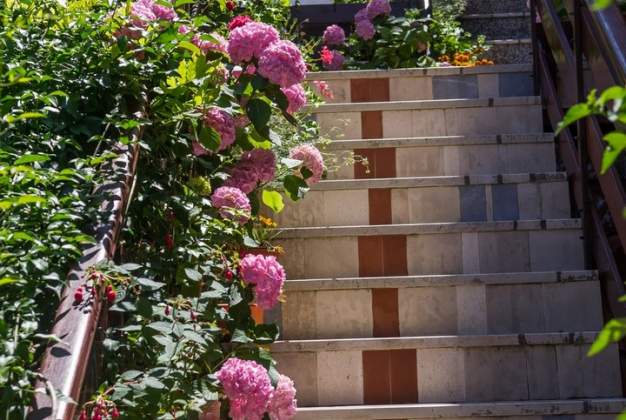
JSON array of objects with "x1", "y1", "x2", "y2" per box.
[
  {"x1": 462, "y1": 0, "x2": 532, "y2": 64},
  {"x1": 268, "y1": 55, "x2": 626, "y2": 418}
]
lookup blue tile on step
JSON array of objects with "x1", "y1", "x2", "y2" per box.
[
  {"x1": 492, "y1": 184, "x2": 520, "y2": 221},
  {"x1": 433, "y1": 75, "x2": 479, "y2": 99},
  {"x1": 499, "y1": 72, "x2": 534, "y2": 97},
  {"x1": 460, "y1": 185, "x2": 487, "y2": 222}
]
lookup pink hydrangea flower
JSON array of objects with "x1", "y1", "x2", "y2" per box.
[
  {"x1": 178, "y1": 24, "x2": 191, "y2": 34},
  {"x1": 354, "y1": 7, "x2": 369, "y2": 22},
  {"x1": 225, "y1": 149, "x2": 276, "y2": 194},
  {"x1": 312, "y1": 80, "x2": 334, "y2": 100},
  {"x1": 322, "y1": 24, "x2": 346, "y2": 46},
  {"x1": 366, "y1": 0, "x2": 391, "y2": 19},
  {"x1": 203, "y1": 107, "x2": 236, "y2": 151},
  {"x1": 281, "y1": 84, "x2": 307, "y2": 114},
  {"x1": 193, "y1": 32, "x2": 228, "y2": 55},
  {"x1": 246, "y1": 64, "x2": 257, "y2": 75},
  {"x1": 131, "y1": 0, "x2": 177, "y2": 22},
  {"x1": 267, "y1": 374, "x2": 297, "y2": 420},
  {"x1": 322, "y1": 50, "x2": 345, "y2": 71},
  {"x1": 192, "y1": 141, "x2": 209, "y2": 157},
  {"x1": 228, "y1": 22, "x2": 280, "y2": 64},
  {"x1": 258, "y1": 40, "x2": 307, "y2": 88},
  {"x1": 228, "y1": 15, "x2": 254, "y2": 31},
  {"x1": 234, "y1": 115, "x2": 251, "y2": 128},
  {"x1": 211, "y1": 187, "x2": 251, "y2": 223},
  {"x1": 216, "y1": 358, "x2": 273, "y2": 420},
  {"x1": 355, "y1": 19, "x2": 375, "y2": 40},
  {"x1": 289, "y1": 144, "x2": 325, "y2": 186},
  {"x1": 240, "y1": 254, "x2": 286, "y2": 309}
]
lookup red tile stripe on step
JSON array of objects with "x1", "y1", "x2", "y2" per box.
[
  {"x1": 350, "y1": 78, "x2": 390, "y2": 103},
  {"x1": 363, "y1": 349, "x2": 419, "y2": 404}
]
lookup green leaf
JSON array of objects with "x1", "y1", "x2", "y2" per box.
[
  {"x1": 199, "y1": 126, "x2": 221, "y2": 151},
  {"x1": 247, "y1": 98, "x2": 272, "y2": 138},
  {"x1": 144, "y1": 376, "x2": 166, "y2": 390},
  {"x1": 600, "y1": 131, "x2": 626, "y2": 174},
  {"x1": 283, "y1": 175, "x2": 310, "y2": 201},
  {"x1": 231, "y1": 329, "x2": 253, "y2": 344},
  {"x1": 556, "y1": 103, "x2": 591, "y2": 134},
  {"x1": 184, "y1": 268, "x2": 202, "y2": 282},
  {"x1": 135, "y1": 277, "x2": 165, "y2": 290},
  {"x1": 17, "y1": 112, "x2": 46, "y2": 120},
  {"x1": 262, "y1": 190, "x2": 284, "y2": 213},
  {"x1": 14, "y1": 154, "x2": 50, "y2": 165},
  {"x1": 0, "y1": 277, "x2": 18, "y2": 287},
  {"x1": 588, "y1": 318, "x2": 626, "y2": 356},
  {"x1": 598, "y1": 86, "x2": 626, "y2": 106},
  {"x1": 281, "y1": 158, "x2": 302, "y2": 169},
  {"x1": 592, "y1": 0, "x2": 614, "y2": 10},
  {"x1": 179, "y1": 40, "x2": 201, "y2": 56}
]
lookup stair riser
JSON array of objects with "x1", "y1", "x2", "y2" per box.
[
  {"x1": 461, "y1": 16, "x2": 530, "y2": 40},
  {"x1": 465, "y1": 0, "x2": 528, "y2": 14},
  {"x1": 316, "y1": 104, "x2": 542, "y2": 140},
  {"x1": 278, "y1": 280, "x2": 602, "y2": 340},
  {"x1": 328, "y1": 142, "x2": 556, "y2": 178},
  {"x1": 275, "y1": 181, "x2": 569, "y2": 227},
  {"x1": 484, "y1": 41, "x2": 533, "y2": 65},
  {"x1": 310, "y1": 70, "x2": 533, "y2": 104},
  {"x1": 274, "y1": 343, "x2": 621, "y2": 407},
  {"x1": 277, "y1": 229, "x2": 584, "y2": 279}
]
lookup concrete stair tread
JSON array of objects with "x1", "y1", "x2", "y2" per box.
[
  {"x1": 284, "y1": 270, "x2": 598, "y2": 291},
  {"x1": 324, "y1": 133, "x2": 553, "y2": 150},
  {"x1": 487, "y1": 38, "x2": 532, "y2": 45},
  {"x1": 463, "y1": 12, "x2": 531, "y2": 19},
  {"x1": 306, "y1": 63, "x2": 531, "y2": 80},
  {"x1": 313, "y1": 96, "x2": 539, "y2": 113},
  {"x1": 294, "y1": 398, "x2": 626, "y2": 419},
  {"x1": 271, "y1": 331, "x2": 599, "y2": 353},
  {"x1": 313, "y1": 172, "x2": 566, "y2": 191},
  {"x1": 276, "y1": 219, "x2": 581, "y2": 238}
]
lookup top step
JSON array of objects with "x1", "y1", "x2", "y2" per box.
[
  {"x1": 465, "y1": 0, "x2": 528, "y2": 15},
  {"x1": 307, "y1": 64, "x2": 533, "y2": 103}
]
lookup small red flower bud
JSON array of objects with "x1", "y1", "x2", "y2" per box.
[
  {"x1": 111, "y1": 407, "x2": 120, "y2": 419},
  {"x1": 105, "y1": 284, "x2": 113, "y2": 294},
  {"x1": 226, "y1": 0, "x2": 235, "y2": 11},
  {"x1": 92, "y1": 414, "x2": 102, "y2": 420},
  {"x1": 79, "y1": 410, "x2": 88, "y2": 420},
  {"x1": 74, "y1": 288, "x2": 84, "y2": 304},
  {"x1": 225, "y1": 270, "x2": 234, "y2": 281},
  {"x1": 165, "y1": 305, "x2": 171, "y2": 316},
  {"x1": 164, "y1": 233, "x2": 174, "y2": 251},
  {"x1": 190, "y1": 310, "x2": 197, "y2": 321},
  {"x1": 106, "y1": 290, "x2": 117, "y2": 304}
]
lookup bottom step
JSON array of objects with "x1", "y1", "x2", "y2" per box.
[{"x1": 295, "y1": 398, "x2": 626, "y2": 420}]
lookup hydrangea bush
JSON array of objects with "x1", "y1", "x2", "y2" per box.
[{"x1": 0, "y1": 0, "x2": 327, "y2": 418}]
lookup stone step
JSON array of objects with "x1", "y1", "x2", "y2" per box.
[
  {"x1": 484, "y1": 39, "x2": 533, "y2": 64},
  {"x1": 274, "y1": 173, "x2": 569, "y2": 227},
  {"x1": 465, "y1": 0, "x2": 528, "y2": 15},
  {"x1": 275, "y1": 219, "x2": 584, "y2": 279},
  {"x1": 276, "y1": 271, "x2": 602, "y2": 339},
  {"x1": 461, "y1": 13, "x2": 530, "y2": 40},
  {"x1": 324, "y1": 133, "x2": 556, "y2": 179},
  {"x1": 271, "y1": 333, "x2": 622, "y2": 407},
  {"x1": 315, "y1": 96, "x2": 541, "y2": 140},
  {"x1": 295, "y1": 398, "x2": 626, "y2": 420},
  {"x1": 306, "y1": 64, "x2": 533, "y2": 103}
]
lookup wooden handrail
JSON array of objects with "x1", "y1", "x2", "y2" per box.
[{"x1": 28, "y1": 124, "x2": 142, "y2": 419}]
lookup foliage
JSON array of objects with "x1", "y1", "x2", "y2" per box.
[
  {"x1": 0, "y1": 0, "x2": 321, "y2": 418},
  {"x1": 320, "y1": 5, "x2": 488, "y2": 70}
]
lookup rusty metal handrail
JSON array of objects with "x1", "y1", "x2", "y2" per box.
[
  {"x1": 28, "y1": 124, "x2": 142, "y2": 419},
  {"x1": 529, "y1": 0, "x2": 626, "y2": 315}
]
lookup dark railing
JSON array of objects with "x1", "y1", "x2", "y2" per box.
[
  {"x1": 529, "y1": 0, "x2": 626, "y2": 315},
  {"x1": 290, "y1": 0, "x2": 430, "y2": 37},
  {"x1": 28, "y1": 122, "x2": 142, "y2": 419}
]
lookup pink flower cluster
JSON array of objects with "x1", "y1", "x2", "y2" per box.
[
  {"x1": 225, "y1": 149, "x2": 276, "y2": 193},
  {"x1": 281, "y1": 84, "x2": 307, "y2": 114},
  {"x1": 211, "y1": 187, "x2": 251, "y2": 224},
  {"x1": 258, "y1": 41, "x2": 307, "y2": 88},
  {"x1": 216, "y1": 359, "x2": 297, "y2": 420},
  {"x1": 131, "y1": 0, "x2": 177, "y2": 22},
  {"x1": 366, "y1": 0, "x2": 391, "y2": 19},
  {"x1": 289, "y1": 144, "x2": 325, "y2": 186},
  {"x1": 267, "y1": 375, "x2": 297, "y2": 420},
  {"x1": 312, "y1": 80, "x2": 334, "y2": 100},
  {"x1": 227, "y1": 22, "x2": 280, "y2": 64},
  {"x1": 240, "y1": 254, "x2": 285, "y2": 309},
  {"x1": 227, "y1": 17, "x2": 307, "y2": 88},
  {"x1": 203, "y1": 107, "x2": 236, "y2": 151},
  {"x1": 320, "y1": 46, "x2": 345, "y2": 71},
  {"x1": 322, "y1": 24, "x2": 346, "y2": 46},
  {"x1": 355, "y1": 19, "x2": 375, "y2": 40},
  {"x1": 193, "y1": 33, "x2": 228, "y2": 55},
  {"x1": 216, "y1": 358, "x2": 273, "y2": 420}
]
